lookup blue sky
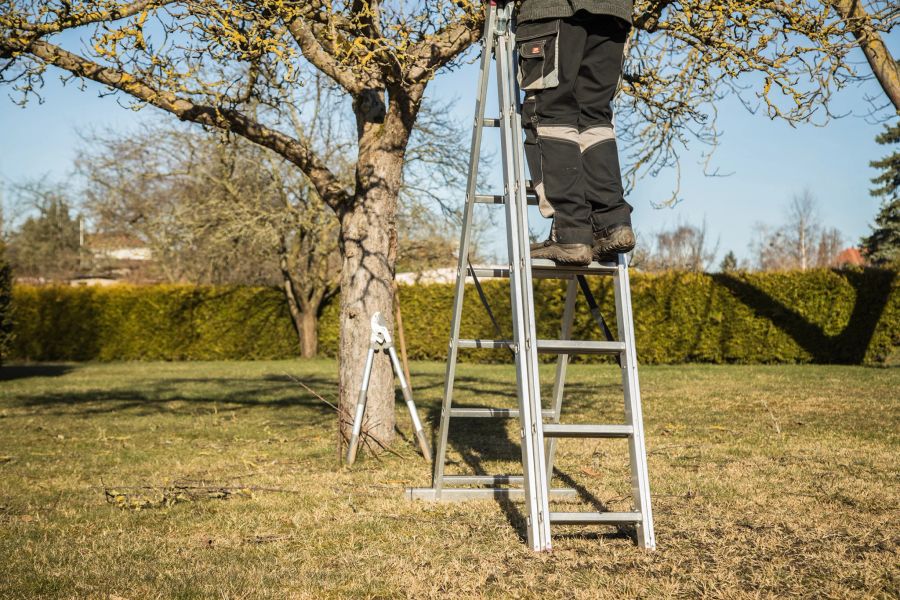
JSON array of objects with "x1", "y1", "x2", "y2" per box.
[{"x1": 1, "y1": 29, "x2": 897, "y2": 265}]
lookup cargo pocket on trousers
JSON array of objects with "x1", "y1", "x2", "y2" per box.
[
  {"x1": 516, "y1": 19, "x2": 560, "y2": 91},
  {"x1": 522, "y1": 95, "x2": 553, "y2": 217}
]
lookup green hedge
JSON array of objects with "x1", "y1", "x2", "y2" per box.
[
  {"x1": 8, "y1": 269, "x2": 900, "y2": 365},
  {"x1": 10, "y1": 285, "x2": 297, "y2": 361},
  {"x1": 0, "y1": 242, "x2": 12, "y2": 365}
]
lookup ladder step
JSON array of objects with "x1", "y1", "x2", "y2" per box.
[
  {"x1": 550, "y1": 511, "x2": 642, "y2": 525},
  {"x1": 542, "y1": 424, "x2": 633, "y2": 438},
  {"x1": 408, "y1": 487, "x2": 578, "y2": 501},
  {"x1": 449, "y1": 407, "x2": 555, "y2": 418},
  {"x1": 483, "y1": 117, "x2": 501, "y2": 127},
  {"x1": 471, "y1": 259, "x2": 618, "y2": 279},
  {"x1": 443, "y1": 475, "x2": 523, "y2": 485},
  {"x1": 474, "y1": 194, "x2": 538, "y2": 206},
  {"x1": 457, "y1": 339, "x2": 624, "y2": 355}
]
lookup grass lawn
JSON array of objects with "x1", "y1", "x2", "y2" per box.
[{"x1": 0, "y1": 360, "x2": 897, "y2": 599}]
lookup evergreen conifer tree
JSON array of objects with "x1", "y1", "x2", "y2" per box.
[
  {"x1": 862, "y1": 120, "x2": 900, "y2": 267},
  {"x1": 719, "y1": 251, "x2": 738, "y2": 272}
]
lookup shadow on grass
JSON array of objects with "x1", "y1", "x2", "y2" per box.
[
  {"x1": 425, "y1": 397, "x2": 631, "y2": 543},
  {"x1": 0, "y1": 364, "x2": 77, "y2": 381},
  {"x1": 712, "y1": 269, "x2": 896, "y2": 364},
  {"x1": 6, "y1": 374, "x2": 339, "y2": 424}
]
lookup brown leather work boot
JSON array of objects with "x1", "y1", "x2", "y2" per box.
[
  {"x1": 592, "y1": 223, "x2": 635, "y2": 262},
  {"x1": 531, "y1": 241, "x2": 592, "y2": 266}
]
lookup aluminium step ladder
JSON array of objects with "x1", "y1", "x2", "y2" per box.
[{"x1": 406, "y1": 1, "x2": 655, "y2": 552}]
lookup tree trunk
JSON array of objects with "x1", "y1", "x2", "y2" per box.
[
  {"x1": 333, "y1": 85, "x2": 422, "y2": 456},
  {"x1": 300, "y1": 309, "x2": 318, "y2": 358},
  {"x1": 336, "y1": 146, "x2": 405, "y2": 451},
  {"x1": 279, "y1": 238, "x2": 316, "y2": 358}
]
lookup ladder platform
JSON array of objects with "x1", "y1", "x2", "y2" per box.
[
  {"x1": 471, "y1": 259, "x2": 618, "y2": 279},
  {"x1": 550, "y1": 511, "x2": 643, "y2": 525},
  {"x1": 542, "y1": 424, "x2": 633, "y2": 438},
  {"x1": 458, "y1": 339, "x2": 625, "y2": 354},
  {"x1": 408, "y1": 486, "x2": 578, "y2": 501},
  {"x1": 449, "y1": 407, "x2": 556, "y2": 418}
]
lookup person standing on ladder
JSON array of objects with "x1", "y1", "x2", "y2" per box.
[{"x1": 514, "y1": 0, "x2": 635, "y2": 266}]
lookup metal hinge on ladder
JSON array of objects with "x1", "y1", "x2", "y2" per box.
[{"x1": 405, "y1": 1, "x2": 655, "y2": 552}]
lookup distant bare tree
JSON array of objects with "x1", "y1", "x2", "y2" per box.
[
  {"x1": 752, "y1": 190, "x2": 844, "y2": 271},
  {"x1": 6, "y1": 181, "x2": 82, "y2": 280},
  {"x1": 80, "y1": 87, "x2": 474, "y2": 356},
  {"x1": 634, "y1": 219, "x2": 718, "y2": 272},
  {"x1": 80, "y1": 124, "x2": 340, "y2": 358}
]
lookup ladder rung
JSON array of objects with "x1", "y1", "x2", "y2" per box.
[
  {"x1": 474, "y1": 194, "x2": 538, "y2": 206},
  {"x1": 408, "y1": 487, "x2": 578, "y2": 501},
  {"x1": 542, "y1": 424, "x2": 633, "y2": 438},
  {"x1": 457, "y1": 339, "x2": 512, "y2": 350},
  {"x1": 457, "y1": 339, "x2": 624, "y2": 355},
  {"x1": 470, "y1": 259, "x2": 618, "y2": 279},
  {"x1": 443, "y1": 475, "x2": 523, "y2": 485},
  {"x1": 482, "y1": 117, "x2": 501, "y2": 127},
  {"x1": 538, "y1": 340, "x2": 624, "y2": 354},
  {"x1": 550, "y1": 511, "x2": 642, "y2": 525},
  {"x1": 449, "y1": 407, "x2": 556, "y2": 418}
]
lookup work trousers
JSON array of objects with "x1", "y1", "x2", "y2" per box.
[{"x1": 517, "y1": 12, "x2": 632, "y2": 245}]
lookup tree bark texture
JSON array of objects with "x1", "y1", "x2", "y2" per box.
[{"x1": 336, "y1": 88, "x2": 417, "y2": 451}]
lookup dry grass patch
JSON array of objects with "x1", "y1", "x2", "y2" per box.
[{"x1": 0, "y1": 360, "x2": 897, "y2": 598}]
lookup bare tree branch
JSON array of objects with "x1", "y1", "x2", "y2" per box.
[{"x1": 0, "y1": 36, "x2": 351, "y2": 210}]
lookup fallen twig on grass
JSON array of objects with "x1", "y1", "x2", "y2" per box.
[
  {"x1": 102, "y1": 482, "x2": 303, "y2": 510},
  {"x1": 288, "y1": 373, "x2": 403, "y2": 462}
]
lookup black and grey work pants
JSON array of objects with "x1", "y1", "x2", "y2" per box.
[{"x1": 517, "y1": 12, "x2": 632, "y2": 245}]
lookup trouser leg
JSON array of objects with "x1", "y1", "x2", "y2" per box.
[
  {"x1": 575, "y1": 14, "x2": 632, "y2": 230},
  {"x1": 518, "y1": 18, "x2": 592, "y2": 245}
]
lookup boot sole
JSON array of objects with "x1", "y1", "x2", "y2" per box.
[
  {"x1": 531, "y1": 251, "x2": 592, "y2": 266},
  {"x1": 593, "y1": 228, "x2": 635, "y2": 261}
]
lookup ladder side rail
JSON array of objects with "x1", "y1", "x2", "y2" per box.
[
  {"x1": 613, "y1": 254, "x2": 656, "y2": 549},
  {"x1": 494, "y1": 6, "x2": 548, "y2": 552},
  {"x1": 431, "y1": 4, "x2": 498, "y2": 495},
  {"x1": 498, "y1": 10, "x2": 553, "y2": 551},
  {"x1": 546, "y1": 277, "x2": 577, "y2": 481}
]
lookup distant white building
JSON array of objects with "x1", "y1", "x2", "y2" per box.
[{"x1": 86, "y1": 234, "x2": 152, "y2": 262}]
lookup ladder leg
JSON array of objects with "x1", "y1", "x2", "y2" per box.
[
  {"x1": 346, "y1": 347, "x2": 376, "y2": 465},
  {"x1": 431, "y1": 4, "x2": 498, "y2": 496},
  {"x1": 497, "y1": 11, "x2": 551, "y2": 552},
  {"x1": 388, "y1": 346, "x2": 432, "y2": 462},
  {"x1": 546, "y1": 277, "x2": 578, "y2": 480},
  {"x1": 613, "y1": 255, "x2": 656, "y2": 549}
]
